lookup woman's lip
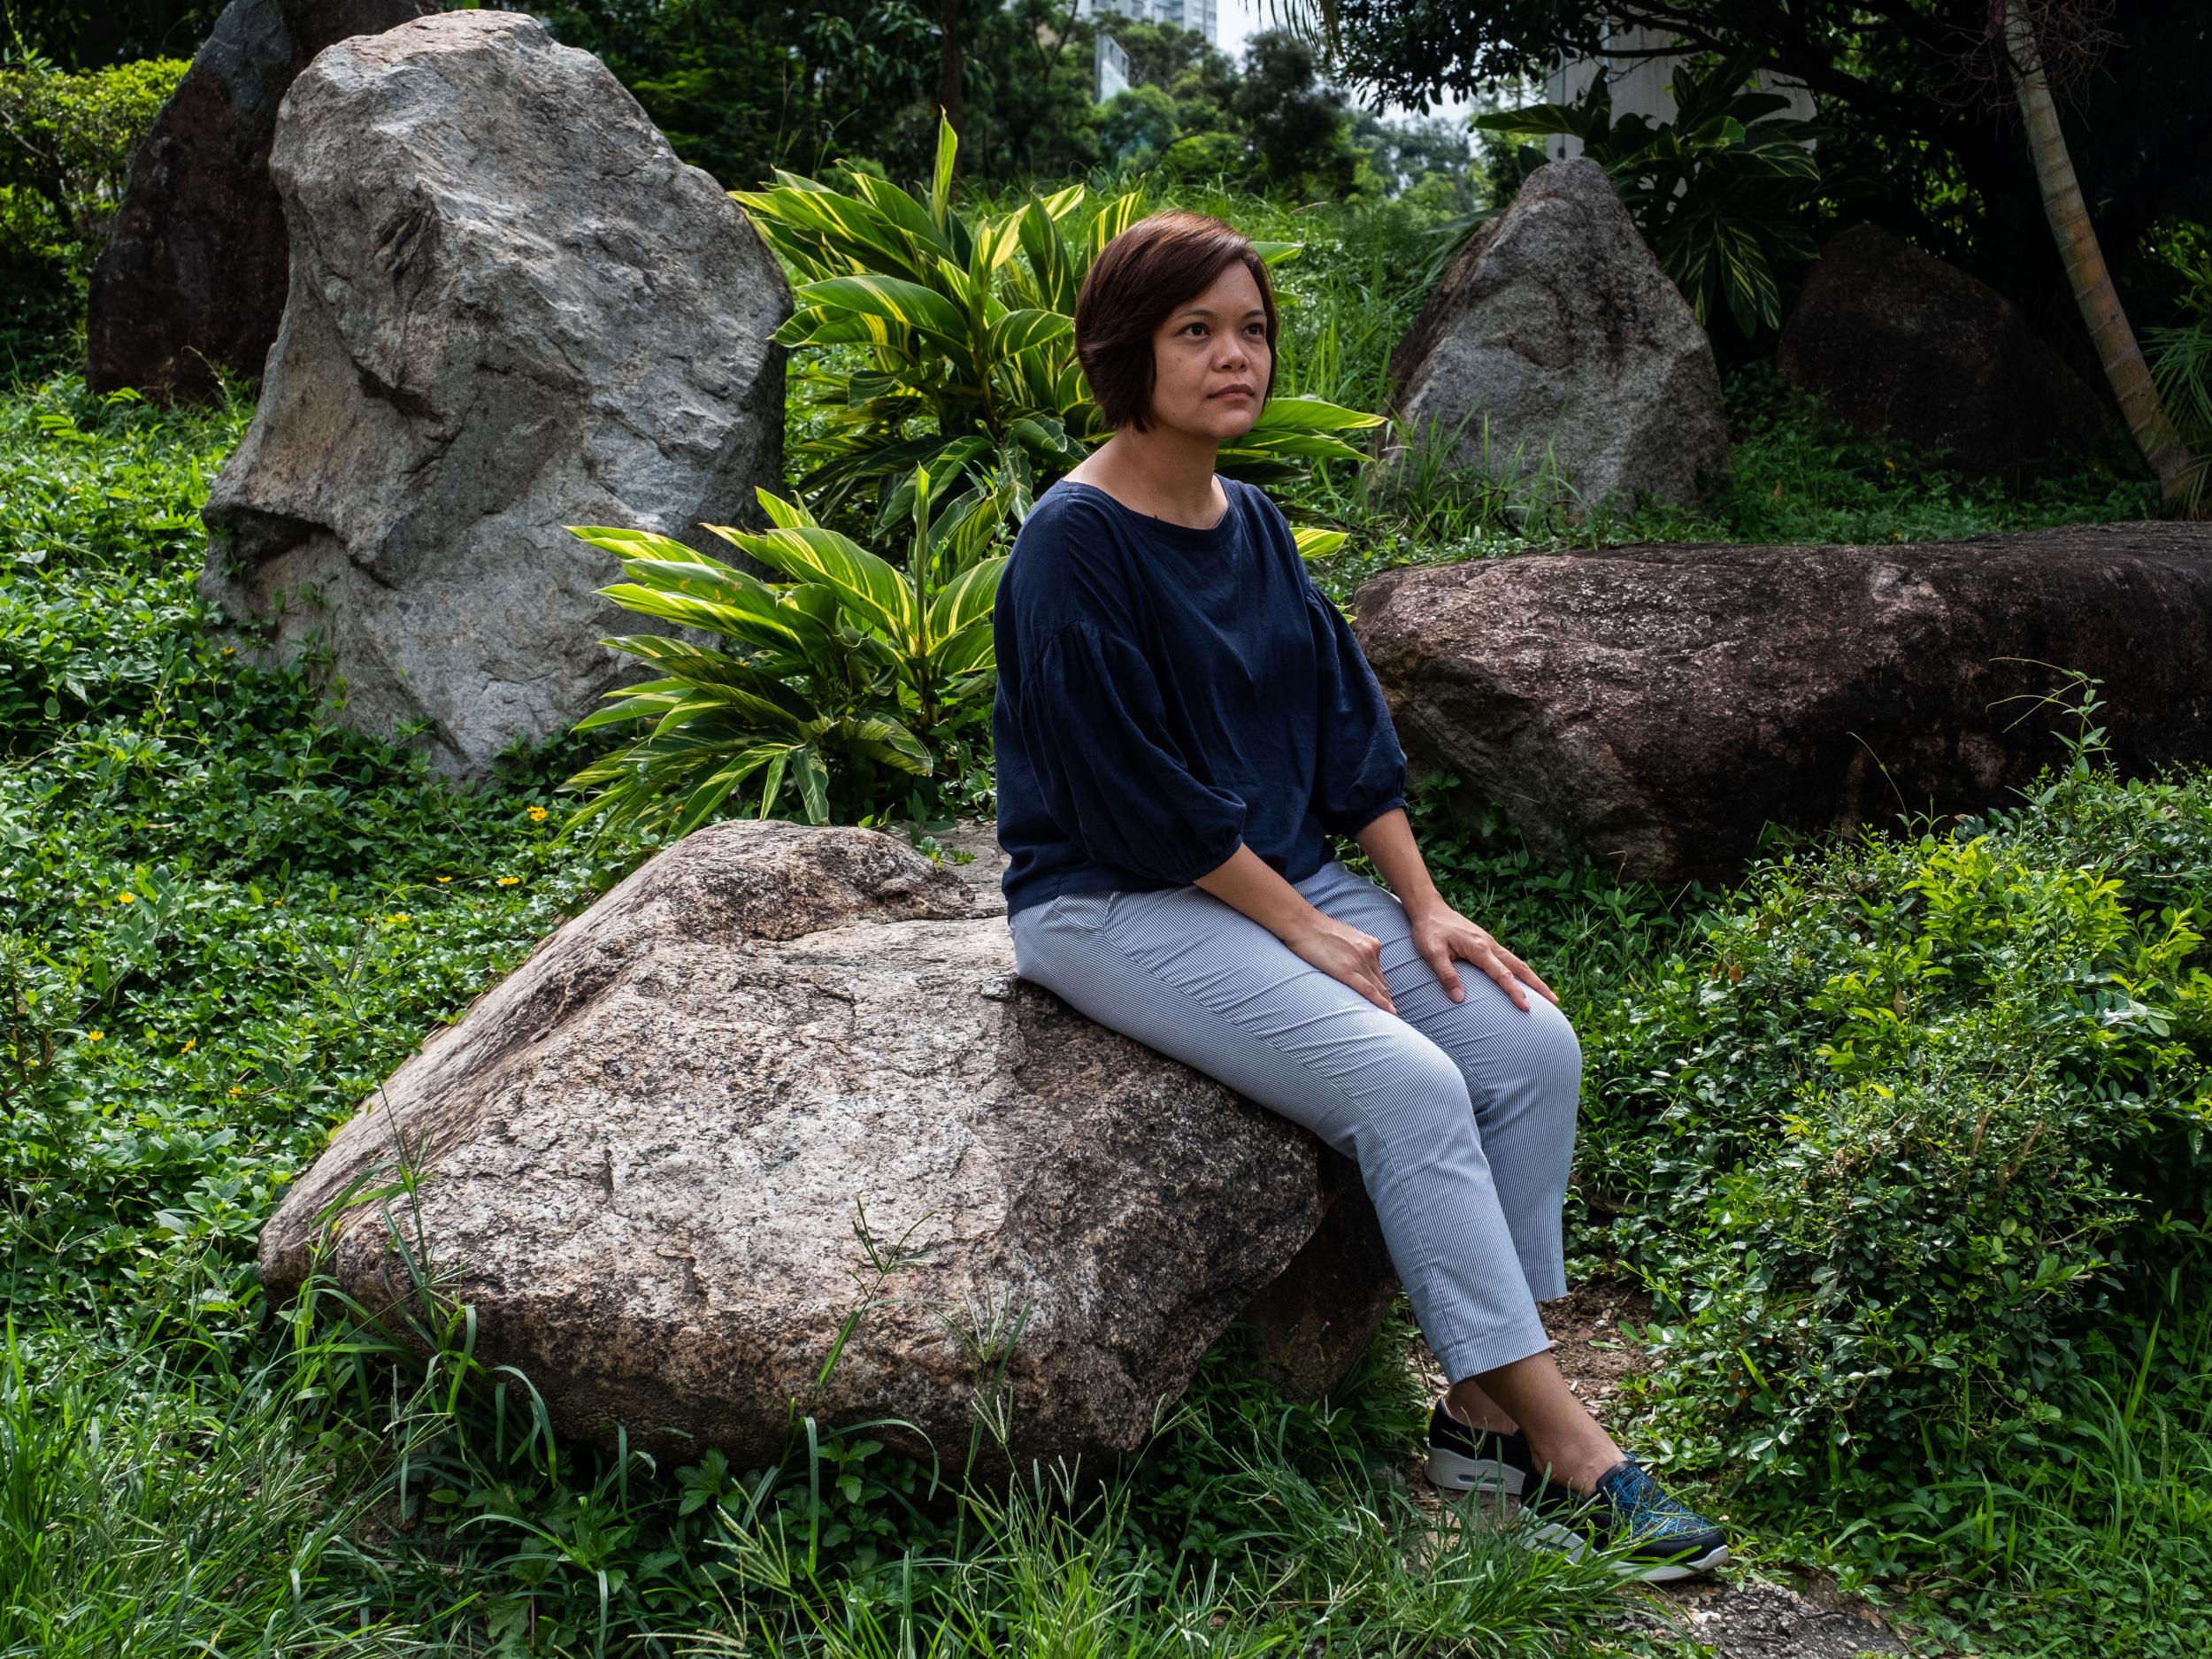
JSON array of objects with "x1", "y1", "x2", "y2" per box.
[{"x1": 1210, "y1": 388, "x2": 1256, "y2": 398}]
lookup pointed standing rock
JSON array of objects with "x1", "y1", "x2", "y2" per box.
[
  {"x1": 196, "y1": 10, "x2": 789, "y2": 777},
  {"x1": 1383, "y1": 157, "x2": 1731, "y2": 514}
]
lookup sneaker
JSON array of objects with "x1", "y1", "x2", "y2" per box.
[
  {"x1": 1423, "y1": 1398, "x2": 1538, "y2": 1496},
  {"x1": 1517, "y1": 1455, "x2": 1731, "y2": 1583}
]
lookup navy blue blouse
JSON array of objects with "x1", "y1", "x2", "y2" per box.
[{"x1": 991, "y1": 474, "x2": 1408, "y2": 919}]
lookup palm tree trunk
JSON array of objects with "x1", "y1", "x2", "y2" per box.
[{"x1": 2001, "y1": 4, "x2": 2199, "y2": 509}]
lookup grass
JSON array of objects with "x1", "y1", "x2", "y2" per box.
[{"x1": 0, "y1": 174, "x2": 2198, "y2": 1654}]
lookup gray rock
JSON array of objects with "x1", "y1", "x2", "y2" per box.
[
  {"x1": 257, "y1": 818, "x2": 1396, "y2": 1486},
  {"x1": 87, "y1": 0, "x2": 437, "y2": 405},
  {"x1": 1350, "y1": 521, "x2": 2212, "y2": 881},
  {"x1": 1382, "y1": 157, "x2": 1731, "y2": 514},
  {"x1": 197, "y1": 10, "x2": 788, "y2": 778},
  {"x1": 1778, "y1": 223, "x2": 2111, "y2": 477}
]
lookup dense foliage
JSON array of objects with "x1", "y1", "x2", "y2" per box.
[
  {"x1": 0, "y1": 51, "x2": 184, "y2": 376},
  {"x1": 1292, "y1": 0, "x2": 2212, "y2": 346},
  {"x1": 559, "y1": 472, "x2": 1012, "y2": 833},
  {"x1": 1586, "y1": 703, "x2": 2212, "y2": 1491},
  {"x1": 739, "y1": 117, "x2": 1384, "y2": 529}
]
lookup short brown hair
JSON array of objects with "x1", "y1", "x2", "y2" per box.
[{"x1": 1073, "y1": 209, "x2": 1279, "y2": 432}]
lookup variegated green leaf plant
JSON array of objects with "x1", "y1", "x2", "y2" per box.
[
  {"x1": 556, "y1": 462, "x2": 1014, "y2": 837},
  {"x1": 731, "y1": 112, "x2": 1385, "y2": 534}
]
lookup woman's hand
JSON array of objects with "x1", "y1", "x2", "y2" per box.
[
  {"x1": 1281, "y1": 911, "x2": 1399, "y2": 1015},
  {"x1": 1406, "y1": 899, "x2": 1559, "y2": 1013}
]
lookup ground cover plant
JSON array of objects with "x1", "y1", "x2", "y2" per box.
[{"x1": 1, "y1": 171, "x2": 2201, "y2": 1655}]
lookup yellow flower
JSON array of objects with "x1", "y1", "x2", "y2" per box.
[
  {"x1": 386, "y1": 912, "x2": 412, "y2": 925},
  {"x1": 1884, "y1": 459, "x2": 1895, "y2": 472},
  {"x1": 497, "y1": 875, "x2": 521, "y2": 887},
  {"x1": 221, "y1": 646, "x2": 235, "y2": 656},
  {"x1": 118, "y1": 892, "x2": 136, "y2": 904},
  {"x1": 436, "y1": 876, "x2": 453, "y2": 883},
  {"x1": 528, "y1": 806, "x2": 549, "y2": 823},
  {"x1": 180, "y1": 1037, "x2": 196, "y2": 1055},
  {"x1": 228, "y1": 1086, "x2": 243, "y2": 1097},
  {"x1": 88, "y1": 1030, "x2": 104, "y2": 1042}
]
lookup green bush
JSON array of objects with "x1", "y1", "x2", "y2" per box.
[
  {"x1": 1578, "y1": 697, "x2": 2212, "y2": 1494},
  {"x1": 1468, "y1": 49, "x2": 1827, "y2": 338},
  {"x1": 0, "y1": 55, "x2": 183, "y2": 274},
  {"x1": 558, "y1": 467, "x2": 1015, "y2": 836}
]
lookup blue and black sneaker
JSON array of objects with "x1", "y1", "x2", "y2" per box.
[
  {"x1": 1425, "y1": 1399, "x2": 1729, "y2": 1582},
  {"x1": 1517, "y1": 1456, "x2": 1731, "y2": 1583}
]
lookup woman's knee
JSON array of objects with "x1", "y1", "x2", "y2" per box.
[
  {"x1": 1349, "y1": 1034, "x2": 1480, "y2": 1157},
  {"x1": 1525, "y1": 996, "x2": 1583, "y2": 1097}
]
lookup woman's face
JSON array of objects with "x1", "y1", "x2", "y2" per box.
[{"x1": 1141, "y1": 259, "x2": 1270, "y2": 442}]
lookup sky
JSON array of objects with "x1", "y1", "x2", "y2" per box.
[{"x1": 1212, "y1": 0, "x2": 1479, "y2": 127}]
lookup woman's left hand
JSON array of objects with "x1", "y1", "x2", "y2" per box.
[{"x1": 1405, "y1": 901, "x2": 1560, "y2": 1013}]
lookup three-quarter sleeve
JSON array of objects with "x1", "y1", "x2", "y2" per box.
[
  {"x1": 1013, "y1": 615, "x2": 1248, "y2": 883},
  {"x1": 1305, "y1": 580, "x2": 1408, "y2": 837}
]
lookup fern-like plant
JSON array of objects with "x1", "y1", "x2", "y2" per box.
[{"x1": 557, "y1": 465, "x2": 1015, "y2": 837}]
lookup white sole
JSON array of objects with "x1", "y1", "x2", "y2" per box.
[
  {"x1": 1423, "y1": 1441, "x2": 1527, "y2": 1496},
  {"x1": 1520, "y1": 1517, "x2": 1732, "y2": 1582}
]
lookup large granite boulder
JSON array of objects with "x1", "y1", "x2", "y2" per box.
[
  {"x1": 1349, "y1": 522, "x2": 2212, "y2": 882},
  {"x1": 197, "y1": 10, "x2": 788, "y2": 778},
  {"x1": 1776, "y1": 223, "x2": 2111, "y2": 476},
  {"x1": 87, "y1": 0, "x2": 437, "y2": 403},
  {"x1": 1382, "y1": 157, "x2": 1731, "y2": 514},
  {"x1": 257, "y1": 818, "x2": 1397, "y2": 1486}
]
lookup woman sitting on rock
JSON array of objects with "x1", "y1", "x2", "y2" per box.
[{"x1": 992, "y1": 209, "x2": 1729, "y2": 1584}]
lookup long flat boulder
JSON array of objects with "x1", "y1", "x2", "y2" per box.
[
  {"x1": 1349, "y1": 522, "x2": 2212, "y2": 880},
  {"x1": 257, "y1": 820, "x2": 1394, "y2": 1485}
]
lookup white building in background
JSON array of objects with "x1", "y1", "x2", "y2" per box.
[
  {"x1": 1074, "y1": 0, "x2": 1217, "y2": 47},
  {"x1": 1094, "y1": 32, "x2": 1132, "y2": 102},
  {"x1": 1540, "y1": 23, "x2": 1815, "y2": 160}
]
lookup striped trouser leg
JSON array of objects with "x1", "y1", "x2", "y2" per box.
[{"x1": 1007, "y1": 858, "x2": 1581, "y2": 1383}]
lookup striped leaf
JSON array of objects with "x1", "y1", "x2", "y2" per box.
[
  {"x1": 795, "y1": 275, "x2": 970, "y2": 357},
  {"x1": 1086, "y1": 190, "x2": 1146, "y2": 267},
  {"x1": 926, "y1": 554, "x2": 1008, "y2": 646},
  {"x1": 704, "y1": 523, "x2": 918, "y2": 643}
]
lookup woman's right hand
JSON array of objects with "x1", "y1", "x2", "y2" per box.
[{"x1": 1282, "y1": 911, "x2": 1397, "y2": 1016}]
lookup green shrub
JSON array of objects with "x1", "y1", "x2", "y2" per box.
[
  {"x1": 1578, "y1": 698, "x2": 2212, "y2": 1494},
  {"x1": 558, "y1": 466, "x2": 1015, "y2": 836},
  {"x1": 1468, "y1": 48, "x2": 1826, "y2": 338},
  {"x1": 0, "y1": 54, "x2": 184, "y2": 274}
]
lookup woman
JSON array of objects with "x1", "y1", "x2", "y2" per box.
[{"x1": 990, "y1": 210, "x2": 1728, "y2": 1583}]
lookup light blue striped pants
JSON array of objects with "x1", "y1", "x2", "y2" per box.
[{"x1": 1007, "y1": 856, "x2": 1579, "y2": 1384}]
